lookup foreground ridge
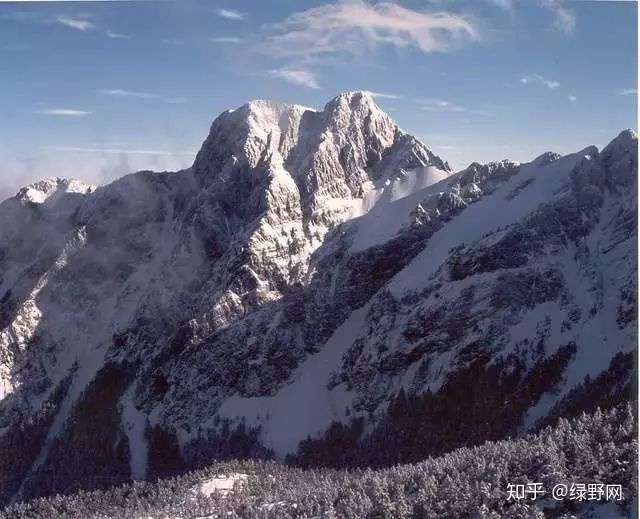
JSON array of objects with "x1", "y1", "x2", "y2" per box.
[{"x1": 2, "y1": 405, "x2": 635, "y2": 519}]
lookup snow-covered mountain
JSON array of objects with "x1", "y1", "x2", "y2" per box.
[{"x1": 0, "y1": 92, "x2": 636, "y2": 502}]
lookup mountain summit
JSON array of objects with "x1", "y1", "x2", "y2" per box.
[
  {"x1": 0, "y1": 94, "x2": 636, "y2": 503},
  {"x1": 193, "y1": 91, "x2": 449, "y2": 232}
]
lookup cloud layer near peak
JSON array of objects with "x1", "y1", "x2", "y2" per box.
[{"x1": 264, "y1": 1, "x2": 478, "y2": 59}]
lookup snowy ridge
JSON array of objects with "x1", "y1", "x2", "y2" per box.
[{"x1": 14, "y1": 177, "x2": 96, "y2": 205}]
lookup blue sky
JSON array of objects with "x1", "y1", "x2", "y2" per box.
[{"x1": 0, "y1": 0, "x2": 636, "y2": 198}]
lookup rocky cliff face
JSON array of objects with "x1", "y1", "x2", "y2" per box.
[{"x1": 0, "y1": 93, "x2": 635, "y2": 503}]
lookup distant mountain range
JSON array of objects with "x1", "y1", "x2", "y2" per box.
[{"x1": 0, "y1": 91, "x2": 636, "y2": 504}]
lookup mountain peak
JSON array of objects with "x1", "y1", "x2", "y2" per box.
[
  {"x1": 601, "y1": 128, "x2": 638, "y2": 186},
  {"x1": 532, "y1": 151, "x2": 561, "y2": 167},
  {"x1": 618, "y1": 128, "x2": 637, "y2": 140},
  {"x1": 15, "y1": 177, "x2": 96, "y2": 204},
  {"x1": 325, "y1": 90, "x2": 378, "y2": 109},
  {"x1": 323, "y1": 91, "x2": 388, "y2": 125},
  {"x1": 602, "y1": 128, "x2": 637, "y2": 161},
  {"x1": 238, "y1": 98, "x2": 316, "y2": 119},
  {"x1": 193, "y1": 92, "x2": 447, "y2": 190},
  {"x1": 604, "y1": 128, "x2": 637, "y2": 151}
]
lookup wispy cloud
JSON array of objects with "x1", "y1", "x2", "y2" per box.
[
  {"x1": 264, "y1": 0, "x2": 478, "y2": 59},
  {"x1": 106, "y1": 30, "x2": 130, "y2": 40},
  {"x1": 542, "y1": 0, "x2": 576, "y2": 34},
  {"x1": 365, "y1": 91, "x2": 401, "y2": 100},
  {"x1": 215, "y1": 8, "x2": 245, "y2": 21},
  {"x1": 268, "y1": 68, "x2": 320, "y2": 90},
  {"x1": 54, "y1": 16, "x2": 95, "y2": 31},
  {"x1": 99, "y1": 89, "x2": 187, "y2": 104},
  {"x1": 568, "y1": 95, "x2": 577, "y2": 102},
  {"x1": 415, "y1": 98, "x2": 492, "y2": 116},
  {"x1": 53, "y1": 15, "x2": 130, "y2": 40},
  {"x1": 417, "y1": 98, "x2": 467, "y2": 112},
  {"x1": 99, "y1": 88, "x2": 160, "y2": 99},
  {"x1": 2, "y1": 11, "x2": 130, "y2": 40},
  {"x1": 520, "y1": 74, "x2": 560, "y2": 89},
  {"x1": 35, "y1": 108, "x2": 91, "y2": 116},
  {"x1": 430, "y1": 1, "x2": 576, "y2": 35},
  {"x1": 41, "y1": 145, "x2": 196, "y2": 156},
  {"x1": 210, "y1": 36, "x2": 243, "y2": 44},
  {"x1": 618, "y1": 88, "x2": 637, "y2": 96},
  {"x1": 0, "y1": 135, "x2": 192, "y2": 202},
  {"x1": 475, "y1": 0, "x2": 575, "y2": 33}
]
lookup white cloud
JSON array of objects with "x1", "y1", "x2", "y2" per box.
[
  {"x1": 210, "y1": 36, "x2": 242, "y2": 44},
  {"x1": 54, "y1": 16, "x2": 95, "y2": 31},
  {"x1": 415, "y1": 98, "x2": 492, "y2": 116},
  {"x1": 542, "y1": 0, "x2": 576, "y2": 34},
  {"x1": 54, "y1": 15, "x2": 131, "y2": 39},
  {"x1": 568, "y1": 95, "x2": 577, "y2": 102},
  {"x1": 35, "y1": 108, "x2": 91, "y2": 116},
  {"x1": 268, "y1": 68, "x2": 320, "y2": 90},
  {"x1": 398, "y1": 1, "x2": 578, "y2": 36},
  {"x1": 520, "y1": 74, "x2": 559, "y2": 89},
  {"x1": 4, "y1": 10, "x2": 130, "y2": 41},
  {"x1": 215, "y1": 8, "x2": 245, "y2": 21},
  {"x1": 364, "y1": 91, "x2": 401, "y2": 100},
  {"x1": 418, "y1": 98, "x2": 467, "y2": 112},
  {"x1": 618, "y1": 88, "x2": 637, "y2": 96},
  {"x1": 106, "y1": 30, "x2": 130, "y2": 39},
  {"x1": 99, "y1": 88, "x2": 160, "y2": 99},
  {"x1": 99, "y1": 89, "x2": 187, "y2": 104},
  {"x1": 0, "y1": 139, "x2": 194, "y2": 203},
  {"x1": 264, "y1": 0, "x2": 478, "y2": 59}
]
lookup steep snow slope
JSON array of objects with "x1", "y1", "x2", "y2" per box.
[
  {"x1": 218, "y1": 305, "x2": 368, "y2": 456},
  {"x1": 388, "y1": 150, "x2": 592, "y2": 294},
  {"x1": 0, "y1": 92, "x2": 635, "y2": 503}
]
